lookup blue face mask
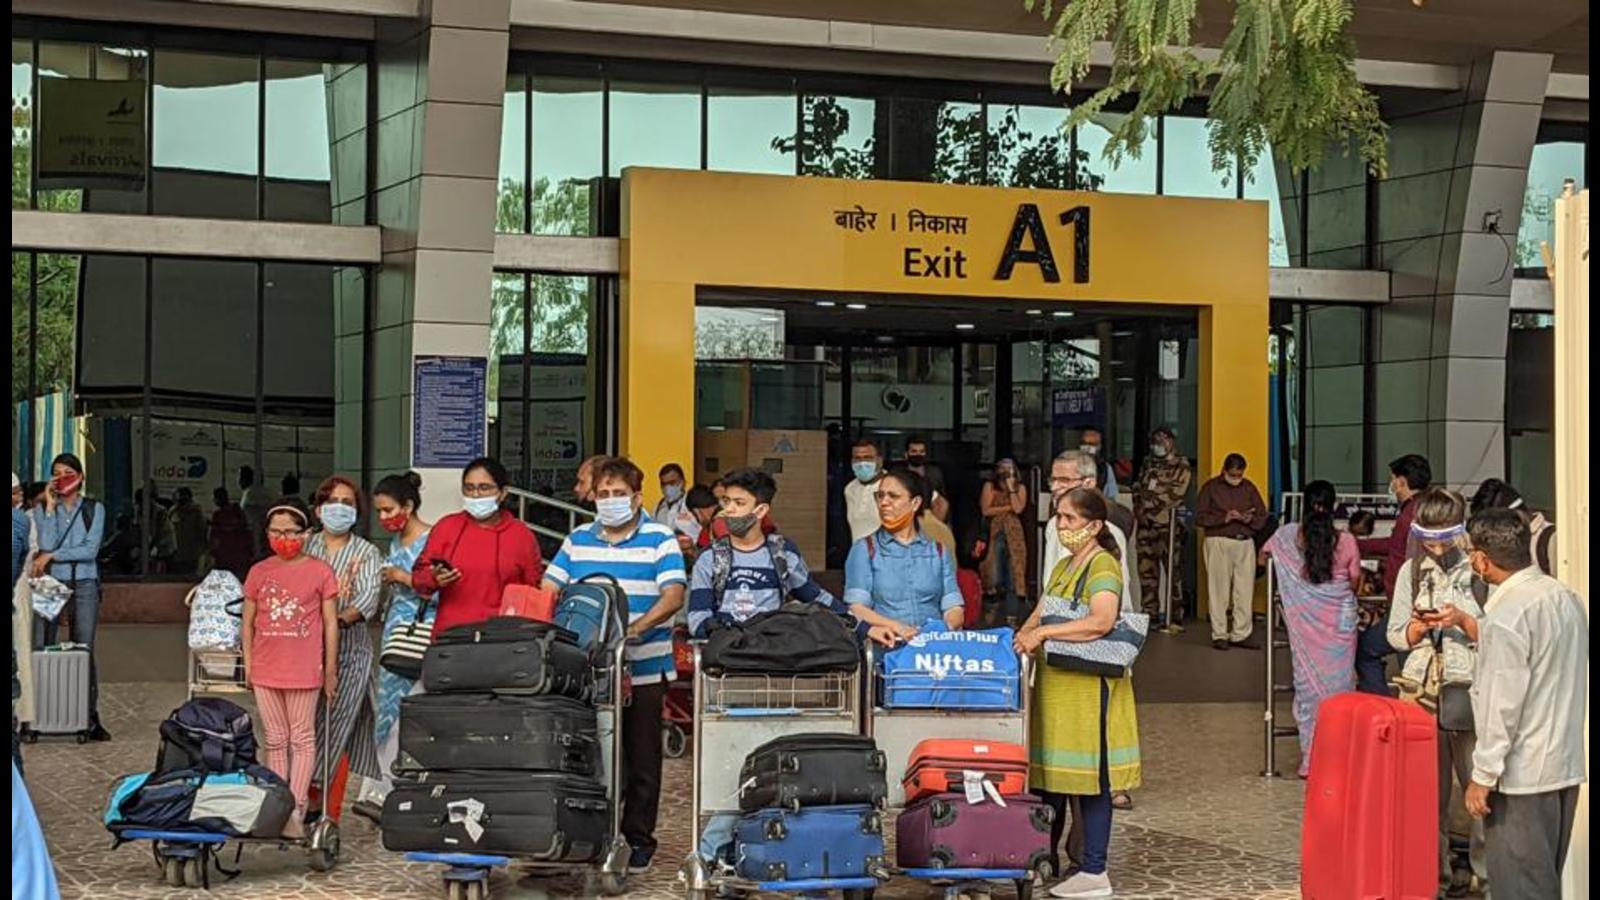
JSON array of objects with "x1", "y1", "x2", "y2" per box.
[
  {"x1": 852, "y1": 462, "x2": 879, "y2": 483},
  {"x1": 596, "y1": 496, "x2": 635, "y2": 528},
  {"x1": 663, "y1": 483, "x2": 684, "y2": 504},
  {"x1": 319, "y1": 503, "x2": 358, "y2": 535},
  {"x1": 463, "y1": 495, "x2": 501, "y2": 520}
]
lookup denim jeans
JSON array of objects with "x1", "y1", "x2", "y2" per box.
[
  {"x1": 33, "y1": 578, "x2": 102, "y2": 728},
  {"x1": 1354, "y1": 621, "x2": 1391, "y2": 696}
]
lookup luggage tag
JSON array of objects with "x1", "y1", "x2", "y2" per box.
[
  {"x1": 962, "y1": 770, "x2": 1008, "y2": 807},
  {"x1": 446, "y1": 798, "x2": 487, "y2": 842}
]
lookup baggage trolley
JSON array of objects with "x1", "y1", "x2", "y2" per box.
[
  {"x1": 681, "y1": 647, "x2": 882, "y2": 899},
  {"x1": 404, "y1": 581, "x2": 633, "y2": 898},
  {"x1": 110, "y1": 697, "x2": 343, "y2": 887},
  {"x1": 901, "y1": 867, "x2": 1037, "y2": 900}
]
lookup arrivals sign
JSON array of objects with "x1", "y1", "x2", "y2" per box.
[{"x1": 37, "y1": 78, "x2": 147, "y2": 190}]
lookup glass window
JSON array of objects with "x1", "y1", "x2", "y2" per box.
[
  {"x1": 264, "y1": 59, "x2": 336, "y2": 222},
  {"x1": 1078, "y1": 112, "x2": 1156, "y2": 194},
  {"x1": 12, "y1": 253, "x2": 32, "y2": 471},
  {"x1": 35, "y1": 43, "x2": 149, "y2": 213},
  {"x1": 798, "y1": 94, "x2": 877, "y2": 179},
  {"x1": 1162, "y1": 115, "x2": 1233, "y2": 198},
  {"x1": 1244, "y1": 148, "x2": 1292, "y2": 267},
  {"x1": 152, "y1": 259, "x2": 258, "y2": 400},
  {"x1": 1517, "y1": 140, "x2": 1586, "y2": 269},
  {"x1": 607, "y1": 79, "x2": 700, "y2": 176},
  {"x1": 489, "y1": 272, "x2": 527, "y2": 475},
  {"x1": 153, "y1": 50, "x2": 259, "y2": 219},
  {"x1": 530, "y1": 74, "x2": 601, "y2": 236},
  {"x1": 986, "y1": 103, "x2": 1073, "y2": 190},
  {"x1": 499, "y1": 73, "x2": 527, "y2": 233},
  {"x1": 892, "y1": 97, "x2": 982, "y2": 184},
  {"x1": 13, "y1": 41, "x2": 32, "y2": 209},
  {"x1": 707, "y1": 83, "x2": 795, "y2": 175}
]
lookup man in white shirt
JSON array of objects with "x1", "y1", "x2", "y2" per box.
[
  {"x1": 652, "y1": 462, "x2": 701, "y2": 542},
  {"x1": 1043, "y1": 450, "x2": 1139, "y2": 613},
  {"x1": 843, "y1": 440, "x2": 886, "y2": 544},
  {"x1": 1463, "y1": 509, "x2": 1588, "y2": 900}
]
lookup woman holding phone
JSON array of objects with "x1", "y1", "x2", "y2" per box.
[{"x1": 410, "y1": 457, "x2": 545, "y2": 636}]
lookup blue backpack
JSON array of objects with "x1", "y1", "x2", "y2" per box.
[{"x1": 881, "y1": 621, "x2": 1021, "y2": 711}]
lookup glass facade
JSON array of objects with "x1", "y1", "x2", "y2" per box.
[
  {"x1": 497, "y1": 56, "x2": 1297, "y2": 264},
  {"x1": 1517, "y1": 124, "x2": 1588, "y2": 270},
  {"x1": 12, "y1": 22, "x2": 368, "y2": 223},
  {"x1": 12, "y1": 250, "x2": 363, "y2": 579}
]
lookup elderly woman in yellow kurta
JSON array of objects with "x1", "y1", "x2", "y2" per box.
[{"x1": 1014, "y1": 487, "x2": 1142, "y2": 900}]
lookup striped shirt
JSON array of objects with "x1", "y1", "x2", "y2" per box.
[{"x1": 545, "y1": 513, "x2": 688, "y2": 684}]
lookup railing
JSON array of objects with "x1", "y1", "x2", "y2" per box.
[
  {"x1": 505, "y1": 485, "x2": 595, "y2": 542},
  {"x1": 1261, "y1": 490, "x2": 1393, "y2": 777}
]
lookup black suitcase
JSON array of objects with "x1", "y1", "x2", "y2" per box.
[
  {"x1": 422, "y1": 617, "x2": 594, "y2": 698},
  {"x1": 397, "y1": 693, "x2": 599, "y2": 775},
  {"x1": 738, "y1": 733, "x2": 887, "y2": 813},
  {"x1": 381, "y1": 770, "x2": 609, "y2": 860}
]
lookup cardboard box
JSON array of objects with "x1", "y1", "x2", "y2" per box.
[{"x1": 695, "y1": 428, "x2": 829, "y2": 565}]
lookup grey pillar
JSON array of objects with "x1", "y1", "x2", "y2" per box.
[
  {"x1": 368, "y1": 0, "x2": 512, "y2": 501},
  {"x1": 1373, "y1": 51, "x2": 1551, "y2": 493}
]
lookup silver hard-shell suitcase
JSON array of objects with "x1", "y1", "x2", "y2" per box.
[{"x1": 29, "y1": 646, "x2": 92, "y2": 741}]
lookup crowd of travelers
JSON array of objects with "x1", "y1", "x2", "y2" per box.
[{"x1": 10, "y1": 431, "x2": 1589, "y2": 899}]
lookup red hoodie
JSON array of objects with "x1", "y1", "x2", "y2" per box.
[{"x1": 412, "y1": 510, "x2": 545, "y2": 636}]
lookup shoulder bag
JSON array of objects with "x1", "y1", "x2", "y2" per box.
[{"x1": 1042, "y1": 556, "x2": 1148, "y2": 678}]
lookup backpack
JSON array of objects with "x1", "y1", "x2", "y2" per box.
[
  {"x1": 864, "y1": 532, "x2": 946, "y2": 561},
  {"x1": 186, "y1": 569, "x2": 245, "y2": 652},
  {"x1": 154, "y1": 697, "x2": 258, "y2": 777},
  {"x1": 709, "y1": 535, "x2": 792, "y2": 606},
  {"x1": 106, "y1": 764, "x2": 292, "y2": 839}
]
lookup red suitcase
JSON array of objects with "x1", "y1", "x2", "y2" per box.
[
  {"x1": 895, "y1": 792, "x2": 1053, "y2": 874},
  {"x1": 1301, "y1": 692, "x2": 1437, "y2": 900},
  {"x1": 903, "y1": 739, "x2": 1029, "y2": 805}
]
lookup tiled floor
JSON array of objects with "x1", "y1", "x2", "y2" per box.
[{"x1": 26, "y1": 682, "x2": 1308, "y2": 899}]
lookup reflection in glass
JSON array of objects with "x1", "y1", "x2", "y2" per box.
[
  {"x1": 13, "y1": 41, "x2": 33, "y2": 209},
  {"x1": 891, "y1": 97, "x2": 982, "y2": 184},
  {"x1": 707, "y1": 85, "x2": 795, "y2": 175},
  {"x1": 152, "y1": 258, "x2": 258, "y2": 400},
  {"x1": 531, "y1": 76, "x2": 601, "y2": 236},
  {"x1": 263, "y1": 263, "x2": 335, "y2": 407},
  {"x1": 1079, "y1": 112, "x2": 1156, "y2": 194},
  {"x1": 796, "y1": 95, "x2": 876, "y2": 179},
  {"x1": 1517, "y1": 141, "x2": 1586, "y2": 268},
  {"x1": 12, "y1": 254, "x2": 32, "y2": 474},
  {"x1": 1244, "y1": 148, "x2": 1291, "y2": 267},
  {"x1": 499, "y1": 73, "x2": 527, "y2": 232},
  {"x1": 153, "y1": 51, "x2": 259, "y2": 218},
  {"x1": 1162, "y1": 115, "x2": 1233, "y2": 198},
  {"x1": 985, "y1": 104, "x2": 1094, "y2": 190},
  {"x1": 36, "y1": 43, "x2": 149, "y2": 212},
  {"x1": 265, "y1": 59, "x2": 334, "y2": 222},
  {"x1": 608, "y1": 80, "x2": 700, "y2": 176}
]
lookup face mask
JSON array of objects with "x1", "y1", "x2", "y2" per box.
[
  {"x1": 852, "y1": 462, "x2": 879, "y2": 483},
  {"x1": 269, "y1": 535, "x2": 304, "y2": 560},
  {"x1": 663, "y1": 483, "x2": 684, "y2": 504},
  {"x1": 906, "y1": 455, "x2": 927, "y2": 466},
  {"x1": 881, "y1": 508, "x2": 916, "y2": 533},
  {"x1": 319, "y1": 503, "x2": 358, "y2": 535},
  {"x1": 1151, "y1": 444, "x2": 1168, "y2": 459},
  {"x1": 1386, "y1": 488, "x2": 1399, "y2": 504},
  {"x1": 1058, "y1": 523, "x2": 1099, "y2": 552},
  {"x1": 1079, "y1": 444, "x2": 1099, "y2": 457},
  {"x1": 463, "y1": 495, "x2": 501, "y2": 520},
  {"x1": 1224, "y1": 476, "x2": 1244, "y2": 487},
  {"x1": 52, "y1": 474, "x2": 82, "y2": 496},
  {"x1": 378, "y1": 511, "x2": 409, "y2": 533},
  {"x1": 722, "y1": 513, "x2": 759, "y2": 538},
  {"x1": 595, "y1": 496, "x2": 635, "y2": 528}
]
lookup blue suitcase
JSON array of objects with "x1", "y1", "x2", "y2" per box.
[{"x1": 734, "y1": 804, "x2": 886, "y2": 882}]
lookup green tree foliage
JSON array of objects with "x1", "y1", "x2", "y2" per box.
[
  {"x1": 1026, "y1": 0, "x2": 1387, "y2": 179},
  {"x1": 13, "y1": 114, "x2": 83, "y2": 409}
]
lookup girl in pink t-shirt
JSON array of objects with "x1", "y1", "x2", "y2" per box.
[{"x1": 242, "y1": 504, "x2": 341, "y2": 838}]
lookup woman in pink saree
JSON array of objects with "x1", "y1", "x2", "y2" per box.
[{"x1": 1260, "y1": 480, "x2": 1361, "y2": 778}]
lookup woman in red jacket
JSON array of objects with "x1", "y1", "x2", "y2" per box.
[{"x1": 410, "y1": 456, "x2": 544, "y2": 635}]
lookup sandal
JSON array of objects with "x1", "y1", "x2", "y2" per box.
[{"x1": 1111, "y1": 791, "x2": 1132, "y2": 811}]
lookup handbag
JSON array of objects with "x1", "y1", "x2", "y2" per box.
[
  {"x1": 1397, "y1": 634, "x2": 1474, "y2": 732},
  {"x1": 1041, "y1": 558, "x2": 1148, "y2": 678},
  {"x1": 380, "y1": 596, "x2": 436, "y2": 680}
]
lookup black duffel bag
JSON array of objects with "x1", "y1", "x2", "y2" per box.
[{"x1": 702, "y1": 601, "x2": 860, "y2": 674}]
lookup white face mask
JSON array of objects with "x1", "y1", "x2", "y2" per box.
[
  {"x1": 463, "y1": 495, "x2": 501, "y2": 520},
  {"x1": 595, "y1": 496, "x2": 635, "y2": 527},
  {"x1": 1080, "y1": 444, "x2": 1099, "y2": 457}
]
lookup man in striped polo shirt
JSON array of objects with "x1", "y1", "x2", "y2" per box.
[{"x1": 542, "y1": 456, "x2": 687, "y2": 875}]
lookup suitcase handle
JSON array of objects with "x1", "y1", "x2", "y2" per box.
[{"x1": 563, "y1": 798, "x2": 607, "y2": 813}]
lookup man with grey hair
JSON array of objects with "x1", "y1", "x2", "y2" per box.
[
  {"x1": 1043, "y1": 450, "x2": 1137, "y2": 610},
  {"x1": 1462, "y1": 508, "x2": 1587, "y2": 900}
]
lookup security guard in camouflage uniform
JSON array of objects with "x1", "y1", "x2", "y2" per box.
[{"x1": 1133, "y1": 426, "x2": 1192, "y2": 622}]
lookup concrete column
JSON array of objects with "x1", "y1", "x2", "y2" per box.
[
  {"x1": 368, "y1": 0, "x2": 512, "y2": 504},
  {"x1": 1372, "y1": 51, "x2": 1551, "y2": 493}
]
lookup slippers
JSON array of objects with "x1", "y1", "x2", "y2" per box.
[{"x1": 1111, "y1": 791, "x2": 1132, "y2": 811}]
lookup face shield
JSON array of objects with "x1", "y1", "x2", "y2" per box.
[{"x1": 1405, "y1": 519, "x2": 1471, "y2": 573}]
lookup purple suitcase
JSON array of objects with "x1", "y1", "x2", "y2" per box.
[{"x1": 895, "y1": 792, "x2": 1054, "y2": 875}]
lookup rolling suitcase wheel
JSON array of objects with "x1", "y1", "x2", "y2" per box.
[
  {"x1": 182, "y1": 857, "x2": 204, "y2": 888},
  {"x1": 663, "y1": 722, "x2": 688, "y2": 758}
]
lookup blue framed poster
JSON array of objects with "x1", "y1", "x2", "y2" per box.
[
  {"x1": 413, "y1": 355, "x2": 487, "y2": 467},
  {"x1": 1051, "y1": 386, "x2": 1105, "y2": 428}
]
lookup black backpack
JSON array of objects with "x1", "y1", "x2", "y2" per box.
[
  {"x1": 155, "y1": 697, "x2": 259, "y2": 777},
  {"x1": 702, "y1": 601, "x2": 860, "y2": 675}
]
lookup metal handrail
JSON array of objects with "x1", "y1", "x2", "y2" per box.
[{"x1": 505, "y1": 485, "x2": 595, "y2": 542}]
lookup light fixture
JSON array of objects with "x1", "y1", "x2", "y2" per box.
[
  {"x1": 1116, "y1": 377, "x2": 1134, "y2": 383},
  {"x1": 815, "y1": 300, "x2": 837, "y2": 307},
  {"x1": 1112, "y1": 330, "x2": 1134, "y2": 337},
  {"x1": 956, "y1": 323, "x2": 976, "y2": 331},
  {"x1": 874, "y1": 335, "x2": 894, "y2": 344},
  {"x1": 1052, "y1": 311, "x2": 1073, "y2": 318},
  {"x1": 846, "y1": 303, "x2": 868, "y2": 310},
  {"x1": 1026, "y1": 309, "x2": 1044, "y2": 316}
]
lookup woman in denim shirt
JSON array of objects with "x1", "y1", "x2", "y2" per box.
[{"x1": 842, "y1": 468, "x2": 964, "y2": 646}]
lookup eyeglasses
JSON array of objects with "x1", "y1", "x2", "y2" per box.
[
  {"x1": 267, "y1": 528, "x2": 305, "y2": 539},
  {"x1": 462, "y1": 483, "x2": 500, "y2": 497}
]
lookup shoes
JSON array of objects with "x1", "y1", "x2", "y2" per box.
[
  {"x1": 1212, "y1": 639, "x2": 1229, "y2": 650},
  {"x1": 1110, "y1": 791, "x2": 1132, "y2": 811},
  {"x1": 351, "y1": 800, "x2": 382, "y2": 824},
  {"x1": 629, "y1": 845, "x2": 655, "y2": 874},
  {"x1": 281, "y1": 811, "x2": 307, "y2": 841},
  {"x1": 87, "y1": 725, "x2": 112, "y2": 742},
  {"x1": 1049, "y1": 870, "x2": 1113, "y2": 898}
]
